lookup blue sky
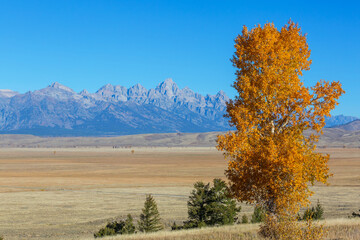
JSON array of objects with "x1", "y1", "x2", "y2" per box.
[{"x1": 0, "y1": 0, "x2": 359, "y2": 116}]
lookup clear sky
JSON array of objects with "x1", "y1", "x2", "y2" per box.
[{"x1": 0, "y1": 0, "x2": 359, "y2": 116}]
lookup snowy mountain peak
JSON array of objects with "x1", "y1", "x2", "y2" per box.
[
  {"x1": 97, "y1": 83, "x2": 114, "y2": 92},
  {"x1": 216, "y1": 90, "x2": 229, "y2": 101},
  {"x1": 131, "y1": 83, "x2": 146, "y2": 90},
  {"x1": 79, "y1": 89, "x2": 90, "y2": 95},
  {"x1": 0, "y1": 89, "x2": 19, "y2": 98},
  {"x1": 48, "y1": 82, "x2": 75, "y2": 92},
  {"x1": 128, "y1": 83, "x2": 147, "y2": 96},
  {"x1": 156, "y1": 78, "x2": 179, "y2": 97}
]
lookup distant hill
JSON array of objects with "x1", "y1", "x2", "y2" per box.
[
  {"x1": 0, "y1": 79, "x2": 357, "y2": 136},
  {"x1": 0, "y1": 132, "x2": 222, "y2": 148},
  {"x1": 332, "y1": 119, "x2": 360, "y2": 131},
  {"x1": 0, "y1": 126, "x2": 360, "y2": 148}
]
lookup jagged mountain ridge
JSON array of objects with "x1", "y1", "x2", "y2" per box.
[
  {"x1": 0, "y1": 79, "x2": 230, "y2": 136},
  {"x1": 0, "y1": 79, "x2": 356, "y2": 136}
]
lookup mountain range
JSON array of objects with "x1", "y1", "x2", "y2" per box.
[
  {"x1": 0, "y1": 79, "x2": 230, "y2": 136},
  {"x1": 0, "y1": 79, "x2": 357, "y2": 136}
]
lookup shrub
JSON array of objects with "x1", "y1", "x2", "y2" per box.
[
  {"x1": 301, "y1": 218, "x2": 325, "y2": 240},
  {"x1": 171, "y1": 222, "x2": 183, "y2": 231},
  {"x1": 94, "y1": 224, "x2": 118, "y2": 238},
  {"x1": 138, "y1": 194, "x2": 163, "y2": 233},
  {"x1": 259, "y1": 214, "x2": 325, "y2": 240},
  {"x1": 352, "y1": 209, "x2": 360, "y2": 218},
  {"x1": 259, "y1": 214, "x2": 300, "y2": 240},
  {"x1": 94, "y1": 215, "x2": 135, "y2": 238}
]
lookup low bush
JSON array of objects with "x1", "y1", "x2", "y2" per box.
[
  {"x1": 352, "y1": 209, "x2": 360, "y2": 217},
  {"x1": 94, "y1": 222, "x2": 121, "y2": 238},
  {"x1": 259, "y1": 213, "x2": 325, "y2": 240},
  {"x1": 171, "y1": 222, "x2": 184, "y2": 231},
  {"x1": 94, "y1": 214, "x2": 135, "y2": 238}
]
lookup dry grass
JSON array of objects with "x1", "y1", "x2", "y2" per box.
[
  {"x1": 100, "y1": 224, "x2": 259, "y2": 240},
  {"x1": 88, "y1": 218, "x2": 360, "y2": 240},
  {"x1": 324, "y1": 218, "x2": 360, "y2": 240},
  {"x1": 0, "y1": 147, "x2": 358, "y2": 239}
]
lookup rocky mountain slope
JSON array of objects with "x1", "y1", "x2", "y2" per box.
[
  {"x1": 0, "y1": 79, "x2": 356, "y2": 136},
  {"x1": 325, "y1": 115, "x2": 358, "y2": 127}
]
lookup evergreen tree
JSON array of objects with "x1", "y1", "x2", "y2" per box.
[
  {"x1": 241, "y1": 214, "x2": 249, "y2": 224},
  {"x1": 313, "y1": 200, "x2": 324, "y2": 220},
  {"x1": 251, "y1": 205, "x2": 265, "y2": 223},
  {"x1": 121, "y1": 214, "x2": 136, "y2": 234},
  {"x1": 185, "y1": 181, "x2": 210, "y2": 228},
  {"x1": 301, "y1": 200, "x2": 324, "y2": 220},
  {"x1": 138, "y1": 195, "x2": 163, "y2": 233},
  {"x1": 184, "y1": 179, "x2": 240, "y2": 228},
  {"x1": 207, "y1": 179, "x2": 240, "y2": 225}
]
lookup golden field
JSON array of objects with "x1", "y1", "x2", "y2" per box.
[{"x1": 0, "y1": 147, "x2": 359, "y2": 239}]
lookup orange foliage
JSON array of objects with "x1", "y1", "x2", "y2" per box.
[{"x1": 217, "y1": 21, "x2": 344, "y2": 215}]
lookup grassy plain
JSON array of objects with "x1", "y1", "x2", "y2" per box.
[{"x1": 0, "y1": 147, "x2": 359, "y2": 239}]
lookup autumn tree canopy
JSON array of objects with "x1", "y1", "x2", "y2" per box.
[{"x1": 217, "y1": 21, "x2": 344, "y2": 215}]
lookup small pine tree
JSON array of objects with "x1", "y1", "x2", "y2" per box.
[
  {"x1": 121, "y1": 214, "x2": 136, "y2": 234},
  {"x1": 251, "y1": 205, "x2": 265, "y2": 223},
  {"x1": 313, "y1": 200, "x2": 324, "y2": 220},
  {"x1": 138, "y1": 195, "x2": 163, "y2": 233},
  {"x1": 301, "y1": 200, "x2": 324, "y2": 221},
  {"x1": 241, "y1": 214, "x2": 249, "y2": 224}
]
